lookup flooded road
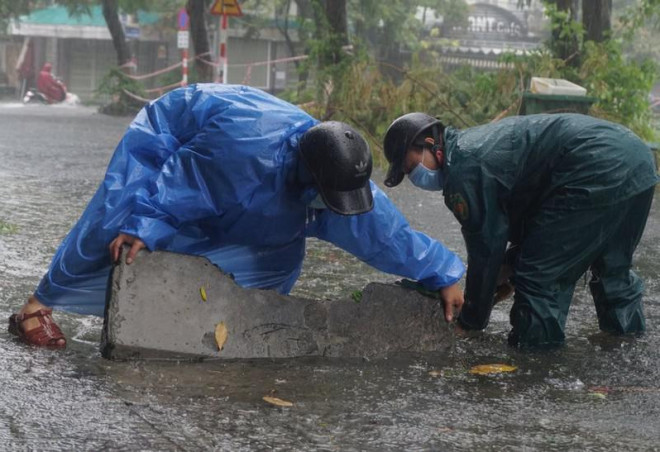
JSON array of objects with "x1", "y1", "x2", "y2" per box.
[{"x1": 1, "y1": 103, "x2": 659, "y2": 451}]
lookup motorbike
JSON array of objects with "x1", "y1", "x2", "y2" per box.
[
  {"x1": 23, "y1": 78, "x2": 68, "y2": 104},
  {"x1": 22, "y1": 88, "x2": 50, "y2": 104}
]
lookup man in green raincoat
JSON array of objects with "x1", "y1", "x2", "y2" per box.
[{"x1": 383, "y1": 112, "x2": 659, "y2": 347}]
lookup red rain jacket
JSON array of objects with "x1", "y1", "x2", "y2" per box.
[{"x1": 37, "y1": 63, "x2": 66, "y2": 103}]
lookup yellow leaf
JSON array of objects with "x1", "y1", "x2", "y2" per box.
[
  {"x1": 200, "y1": 286, "x2": 207, "y2": 302},
  {"x1": 469, "y1": 364, "x2": 517, "y2": 375},
  {"x1": 214, "y1": 322, "x2": 228, "y2": 351},
  {"x1": 263, "y1": 396, "x2": 293, "y2": 407}
]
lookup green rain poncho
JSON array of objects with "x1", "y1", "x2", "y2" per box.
[{"x1": 442, "y1": 113, "x2": 659, "y2": 346}]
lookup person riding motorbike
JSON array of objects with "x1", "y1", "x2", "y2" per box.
[{"x1": 36, "y1": 62, "x2": 67, "y2": 104}]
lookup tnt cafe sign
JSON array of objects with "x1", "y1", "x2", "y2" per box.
[{"x1": 448, "y1": 3, "x2": 529, "y2": 40}]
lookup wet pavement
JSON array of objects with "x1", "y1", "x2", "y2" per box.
[{"x1": 1, "y1": 103, "x2": 659, "y2": 451}]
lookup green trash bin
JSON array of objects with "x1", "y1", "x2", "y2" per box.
[{"x1": 519, "y1": 92, "x2": 597, "y2": 115}]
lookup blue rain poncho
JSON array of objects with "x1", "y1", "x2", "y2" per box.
[{"x1": 36, "y1": 84, "x2": 465, "y2": 316}]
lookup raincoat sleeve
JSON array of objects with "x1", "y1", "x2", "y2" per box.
[
  {"x1": 446, "y1": 168, "x2": 508, "y2": 330},
  {"x1": 306, "y1": 182, "x2": 465, "y2": 289},
  {"x1": 117, "y1": 92, "x2": 251, "y2": 250},
  {"x1": 119, "y1": 140, "x2": 229, "y2": 251}
]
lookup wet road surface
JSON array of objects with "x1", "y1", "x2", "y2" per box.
[{"x1": 1, "y1": 103, "x2": 659, "y2": 451}]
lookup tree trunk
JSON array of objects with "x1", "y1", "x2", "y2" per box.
[
  {"x1": 582, "y1": 0, "x2": 611, "y2": 42},
  {"x1": 276, "y1": 0, "x2": 298, "y2": 65},
  {"x1": 294, "y1": 0, "x2": 314, "y2": 95},
  {"x1": 550, "y1": 0, "x2": 580, "y2": 65},
  {"x1": 315, "y1": 0, "x2": 348, "y2": 118},
  {"x1": 101, "y1": 0, "x2": 131, "y2": 68},
  {"x1": 187, "y1": 0, "x2": 213, "y2": 82},
  {"x1": 323, "y1": 0, "x2": 348, "y2": 66}
]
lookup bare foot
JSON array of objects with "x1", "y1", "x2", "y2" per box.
[{"x1": 14, "y1": 296, "x2": 66, "y2": 347}]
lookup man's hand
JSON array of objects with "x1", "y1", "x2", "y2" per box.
[
  {"x1": 439, "y1": 282, "x2": 464, "y2": 323},
  {"x1": 494, "y1": 263, "x2": 515, "y2": 304},
  {"x1": 396, "y1": 279, "x2": 464, "y2": 322},
  {"x1": 109, "y1": 233, "x2": 146, "y2": 265}
]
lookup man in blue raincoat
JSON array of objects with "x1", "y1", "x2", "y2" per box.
[
  {"x1": 10, "y1": 84, "x2": 465, "y2": 348},
  {"x1": 383, "y1": 112, "x2": 659, "y2": 347}
]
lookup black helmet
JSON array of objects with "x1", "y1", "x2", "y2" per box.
[
  {"x1": 299, "y1": 121, "x2": 373, "y2": 215},
  {"x1": 383, "y1": 112, "x2": 443, "y2": 187}
]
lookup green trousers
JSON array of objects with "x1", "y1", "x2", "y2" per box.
[{"x1": 508, "y1": 188, "x2": 655, "y2": 347}]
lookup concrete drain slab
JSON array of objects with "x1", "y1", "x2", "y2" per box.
[{"x1": 101, "y1": 250, "x2": 452, "y2": 360}]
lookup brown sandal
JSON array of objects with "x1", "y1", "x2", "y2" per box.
[{"x1": 8, "y1": 308, "x2": 66, "y2": 348}]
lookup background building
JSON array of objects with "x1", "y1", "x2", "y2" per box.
[{"x1": 0, "y1": 5, "x2": 300, "y2": 102}]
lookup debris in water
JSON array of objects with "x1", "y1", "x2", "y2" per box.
[
  {"x1": 588, "y1": 392, "x2": 607, "y2": 400},
  {"x1": 263, "y1": 396, "x2": 293, "y2": 407},
  {"x1": 588, "y1": 385, "x2": 611, "y2": 395},
  {"x1": 0, "y1": 221, "x2": 18, "y2": 235},
  {"x1": 214, "y1": 322, "x2": 228, "y2": 351},
  {"x1": 428, "y1": 370, "x2": 443, "y2": 377},
  {"x1": 469, "y1": 364, "x2": 517, "y2": 375}
]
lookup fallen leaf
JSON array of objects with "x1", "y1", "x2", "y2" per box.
[
  {"x1": 215, "y1": 322, "x2": 228, "y2": 351},
  {"x1": 469, "y1": 363, "x2": 517, "y2": 375},
  {"x1": 263, "y1": 396, "x2": 293, "y2": 407},
  {"x1": 200, "y1": 286, "x2": 207, "y2": 302},
  {"x1": 588, "y1": 392, "x2": 607, "y2": 400}
]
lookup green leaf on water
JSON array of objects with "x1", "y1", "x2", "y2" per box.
[
  {"x1": 0, "y1": 221, "x2": 18, "y2": 235},
  {"x1": 351, "y1": 290, "x2": 362, "y2": 303},
  {"x1": 588, "y1": 392, "x2": 607, "y2": 400}
]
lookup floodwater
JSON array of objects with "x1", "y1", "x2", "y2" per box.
[{"x1": 1, "y1": 103, "x2": 659, "y2": 451}]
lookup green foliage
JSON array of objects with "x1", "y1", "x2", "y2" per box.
[
  {"x1": 541, "y1": 1, "x2": 582, "y2": 66},
  {"x1": 95, "y1": 67, "x2": 147, "y2": 115},
  {"x1": 350, "y1": 0, "x2": 423, "y2": 52},
  {"x1": 154, "y1": 64, "x2": 202, "y2": 88},
  {"x1": 0, "y1": 0, "x2": 31, "y2": 19},
  {"x1": 349, "y1": 0, "x2": 468, "y2": 56},
  {"x1": 302, "y1": 39, "x2": 656, "y2": 166},
  {"x1": 0, "y1": 0, "x2": 35, "y2": 31},
  {"x1": 619, "y1": 0, "x2": 660, "y2": 33},
  {"x1": 96, "y1": 63, "x2": 204, "y2": 116},
  {"x1": 300, "y1": 0, "x2": 658, "y2": 164},
  {"x1": 580, "y1": 40, "x2": 657, "y2": 139},
  {"x1": 0, "y1": 220, "x2": 18, "y2": 235},
  {"x1": 298, "y1": 57, "x2": 517, "y2": 164}
]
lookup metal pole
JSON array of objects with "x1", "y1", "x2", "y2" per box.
[
  {"x1": 182, "y1": 48, "x2": 188, "y2": 86},
  {"x1": 220, "y1": 14, "x2": 228, "y2": 83},
  {"x1": 266, "y1": 41, "x2": 272, "y2": 92},
  {"x1": 214, "y1": 17, "x2": 221, "y2": 83}
]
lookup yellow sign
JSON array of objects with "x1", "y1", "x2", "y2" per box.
[{"x1": 210, "y1": 0, "x2": 243, "y2": 16}]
